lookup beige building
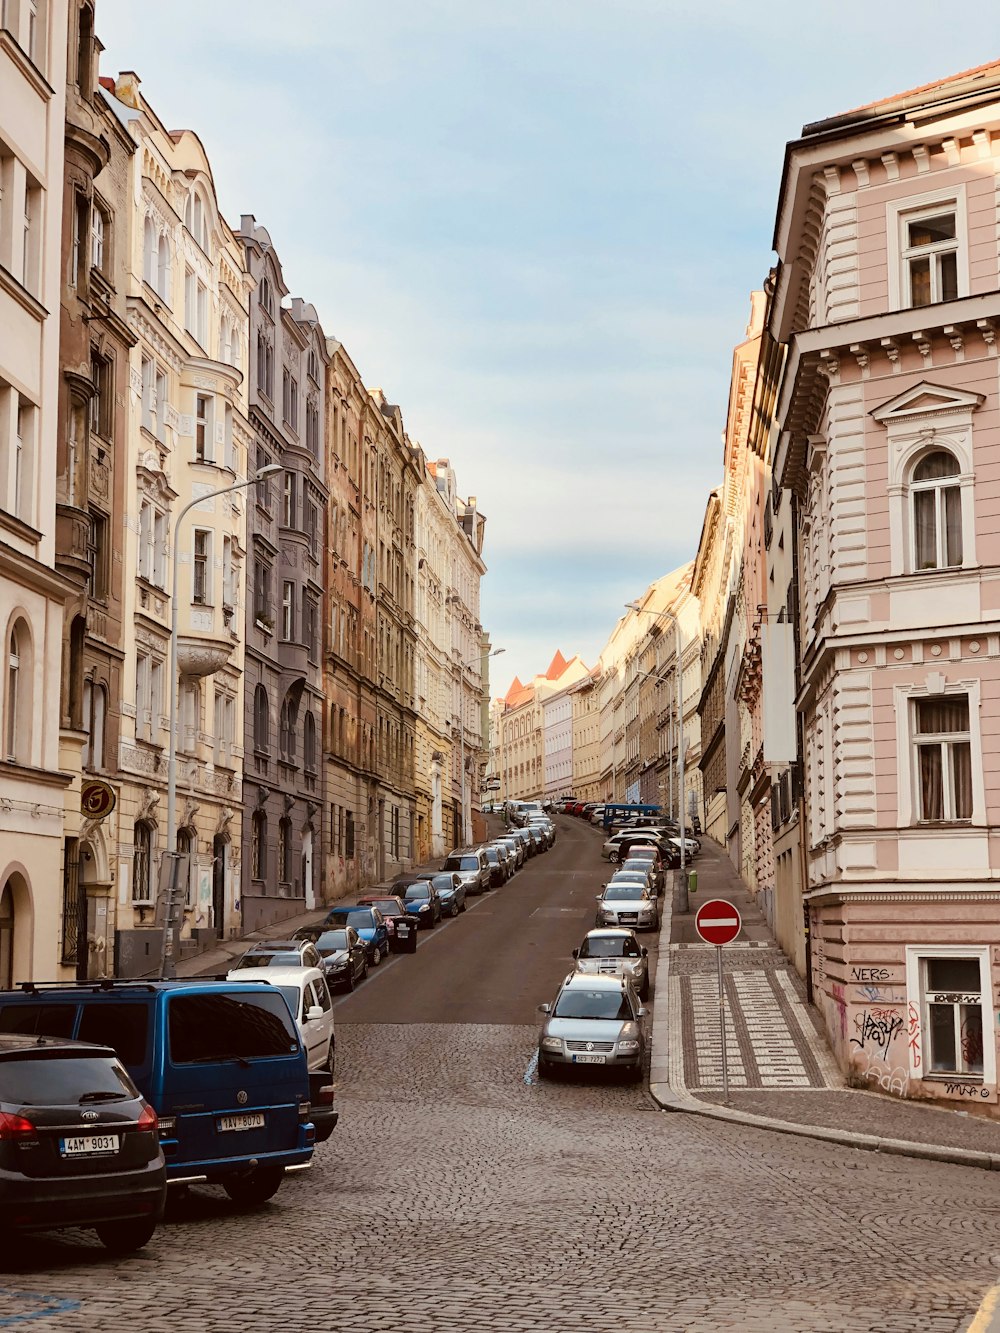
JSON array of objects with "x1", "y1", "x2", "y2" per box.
[
  {"x1": 107, "y1": 74, "x2": 253, "y2": 974},
  {"x1": 0, "y1": 0, "x2": 74, "y2": 984},
  {"x1": 570, "y1": 666, "x2": 602, "y2": 801}
]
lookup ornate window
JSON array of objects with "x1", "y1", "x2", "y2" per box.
[
  {"x1": 304, "y1": 710, "x2": 316, "y2": 773},
  {"x1": 5, "y1": 620, "x2": 31, "y2": 764},
  {"x1": 254, "y1": 684, "x2": 269, "y2": 754},
  {"x1": 911, "y1": 450, "x2": 962, "y2": 571},
  {"x1": 132, "y1": 821, "x2": 154, "y2": 904},
  {"x1": 251, "y1": 810, "x2": 266, "y2": 881}
]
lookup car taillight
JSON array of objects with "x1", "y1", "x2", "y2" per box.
[
  {"x1": 136, "y1": 1103, "x2": 159, "y2": 1134},
  {"x1": 298, "y1": 1100, "x2": 311, "y2": 1123},
  {"x1": 0, "y1": 1111, "x2": 36, "y2": 1140}
]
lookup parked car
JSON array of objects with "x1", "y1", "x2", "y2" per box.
[
  {"x1": 400, "y1": 881, "x2": 444, "y2": 927},
  {"x1": 441, "y1": 848, "x2": 491, "y2": 895},
  {"x1": 428, "y1": 872, "x2": 467, "y2": 916},
  {"x1": 512, "y1": 827, "x2": 537, "y2": 858},
  {"x1": 356, "y1": 894, "x2": 418, "y2": 953},
  {"x1": 480, "y1": 845, "x2": 508, "y2": 886},
  {"x1": 489, "y1": 841, "x2": 517, "y2": 879},
  {"x1": 308, "y1": 927, "x2": 369, "y2": 992},
  {"x1": 606, "y1": 867, "x2": 658, "y2": 899},
  {"x1": 323, "y1": 905, "x2": 391, "y2": 966},
  {"x1": 602, "y1": 830, "x2": 679, "y2": 866},
  {"x1": 595, "y1": 882, "x2": 660, "y2": 932},
  {"x1": 495, "y1": 835, "x2": 525, "y2": 870},
  {"x1": 226, "y1": 966, "x2": 335, "y2": 1074},
  {"x1": 622, "y1": 851, "x2": 665, "y2": 894},
  {"x1": 308, "y1": 1071, "x2": 338, "y2": 1144},
  {"x1": 527, "y1": 817, "x2": 556, "y2": 847},
  {"x1": 572, "y1": 928, "x2": 649, "y2": 1000},
  {"x1": 233, "y1": 939, "x2": 322, "y2": 971},
  {"x1": 0, "y1": 981, "x2": 314, "y2": 1204},
  {"x1": 524, "y1": 824, "x2": 548, "y2": 855},
  {"x1": 537, "y1": 973, "x2": 647, "y2": 1081},
  {"x1": 0, "y1": 1032, "x2": 166, "y2": 1252}
]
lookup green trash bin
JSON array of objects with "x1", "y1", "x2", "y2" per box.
[{"x1": 687, "y1": 869, "x2": 698, "y2": 896}]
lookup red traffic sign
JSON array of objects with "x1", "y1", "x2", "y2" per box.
[{"x1": 695, "y1": 899, "x2": 742, "y2": 947}]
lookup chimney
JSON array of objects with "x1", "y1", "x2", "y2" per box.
[{"x1": 115, "y1": 70, "x2": 142, "y2": 108}]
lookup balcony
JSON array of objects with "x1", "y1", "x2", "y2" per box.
[
  {"x1": 55, "y1": 504, "x2": 91, "y2": 585},
  {"x1": 278, "y1": 637, "x2": 309, "y2": 682},
  {"x1": 176, "y1": 633, "x2": 233, "y2": 678}
]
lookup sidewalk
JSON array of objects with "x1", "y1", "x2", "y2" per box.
[
  {"x1": 171, "y1": 851, "x2": 457, "y2": 979},
  {"x1": 648, "y1": 837, "x2": 1000, "y2": 1170}
]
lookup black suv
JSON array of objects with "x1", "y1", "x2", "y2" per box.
[{"x1": 0, "y1": 1033, "x2": 166, "y2": 1252}]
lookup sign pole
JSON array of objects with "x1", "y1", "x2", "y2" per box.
[{"x1": 717, "y1": 944, "x2": 728, "y2": 1105}]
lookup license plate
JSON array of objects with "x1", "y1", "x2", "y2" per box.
[
  {"x1": 218, "y1": 1112, "x2": 265, "y2": 1132},
  {"x1": 61, "y1": 1134, "x2": 119, "y2": 1156},
  {"x1": 573, "y1": 1054, "x2": 607, "y2": 1064}
]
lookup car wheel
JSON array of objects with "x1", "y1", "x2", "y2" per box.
[
  {"x1": 371, "y1": 944, "x2": 382, "y2": 966},
  {"x1": 537, "y1": 1055, "x2": 552, "y2": 1080},
  {"x1": 450, "y1": 902, "x2": 459, "y2": 918},
  {"x1": 345, "y1": 968, "x2": 356, "y2": 993},
  {"x1": 222, "y1": 1165, "x2": 285, "y2": 1207},
  {"x1": 324, "y1": 1042, "x2": 335, "y2": 1074},
  {"x1": 95, "y1": 1218, "x2": 157, "y2": 1254},
  {"x1": 609, "y1": 851, "x2": 620, "y2": 863},
  {"x1": 460, "y1": 899, "x2": 467, "y2": 913}
]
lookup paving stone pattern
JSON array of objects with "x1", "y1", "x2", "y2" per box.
[
  {"x1": 0, "y1": 1021, "x2": 997, "y2": 1332},
  {"x1": 678, "y1": 946, "x2": 835, "y2": 1091}
]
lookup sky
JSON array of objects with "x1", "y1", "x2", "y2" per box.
[{"x1": 96, "y1": 1, "x2": 995, "y2": 694}]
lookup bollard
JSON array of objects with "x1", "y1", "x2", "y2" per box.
[{"x1": 688, "y1": 869, "x2": 698, "y2": 896}]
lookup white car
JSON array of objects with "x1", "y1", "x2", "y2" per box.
[
  {"x1": 225, "y1": 965, "x2": 335, "y2": 1073},
  {"x1": 572, "y1": 928, "x2": 649, "y2": 1000}
]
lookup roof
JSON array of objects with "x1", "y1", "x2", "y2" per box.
[
  {"x1": 561, "y1": 972, "x2": 627, "y2": 990},
  {"x1": 225, "y1": 967, "x2": 322, "y2": 986},
  {"x1": 804, "y1": 57, "x2": 1000, "y2": 135}
]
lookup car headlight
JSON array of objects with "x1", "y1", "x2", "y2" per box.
[
  {"x1": 418, "y1": 903, "x2": 430, "y2": 912},
  {"x1": 629, "y1": 962, "x2": 643, "y2": 974},
  {"x1": 617, "y1": 1039, "x2": 641, "y2": 1051},
  {"x1": 329, "y1": 959, "x2": 349, "y2": 970},
  {"x1": 541, "y1": 1037, "x2": 563, "y2": 1051}
]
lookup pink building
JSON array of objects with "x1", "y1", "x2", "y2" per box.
[{"x1": 772, "y1": 62, "x2": 1000, "y2": 1111}]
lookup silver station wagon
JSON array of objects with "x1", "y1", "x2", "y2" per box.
[{"x1": 537, "y1": 973, "x2": 647, "y2": 1081}]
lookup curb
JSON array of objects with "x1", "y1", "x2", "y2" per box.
[
  {"x1": 649, "y1": 862, "x2": 1000, "y2": 1174},
  {"x1": 646, "y1": 1081, "x2": 1000, "y2": 1171}
]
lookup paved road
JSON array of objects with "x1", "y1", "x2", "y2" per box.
[{"x1": 1, "y1": 816, "x2": 997, "y2": 1332}]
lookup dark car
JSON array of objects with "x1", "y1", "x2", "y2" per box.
[
  {"x1": 322, "y1": 906, "x2": 391, "y2": 966},
  {"x1": 311, "y1": 927, "x2": 369, "y2": 992},
  {"x1": 427, "y1": 872, "x2": 467, "y2": 917},
  {"x1": 233, "y1": 939, "x2": 322, "y2": 971},
  {"x1": 480, "y1": 845, "x2": 507, "y2": 886},
  {"x1": 0, "y1": 1033, "x2": 166, "y2": 1252},
  {"x1": 357, "y1": 895, "x2": 418, "y2": 953},
  {"x1": 400, "y1": 881, "x2": 443, "y2": 928}
]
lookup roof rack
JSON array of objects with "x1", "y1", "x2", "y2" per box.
[{"x1": 16, "y1": 979, "x2": 160, "y2": 993}]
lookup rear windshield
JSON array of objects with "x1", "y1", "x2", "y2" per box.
[
  {"x1": 329, "y1": 909, "x2": 376, "y2": 930},
  {"x1": 0, "y1": 1053, "x2": 137, "y2": 1106},
  {"x1": 430, "y1": 875, "x2": 455, "y2": 891},
  {"x1": 482, "y1": 849, "x2": 499, "y2": 863},
  {"x1": 603, "y1": 885, "x2": 645, "y2": 900},
  {"x1": 444, "y1": 856, "x2": 480, "y2": 872},
  {"x1": 314, "y1": 931, "x2": 349, "y2": 954},
  {"x1": 168, "y1": 991, "x2": 300, "y2": 1064},
  {"x1": 0, "y1": 1002, "x2": 149, "y2": 1069}
]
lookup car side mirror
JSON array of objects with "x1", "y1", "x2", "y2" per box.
[
  {"x1": 641, "y1": 947, "x2": 648, "y2": 957},
  {"x1": 571, "y1": 948, "x2": 579, "y2": 959},
  {"x1": 537, "y1": 1003, "x2": 552, "y2": 1014},
  {"x1": 306, "y1": 1005, "x2": 324, "y2": 1022},
  {"x1": 637, "y1": 1006, "x2": 647, "y2": 1018},
  {"x1": 595, "y1": 894, "x2": 602, "y2": 902}
]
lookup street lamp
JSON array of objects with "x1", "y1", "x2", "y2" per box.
[
  {"x1": 160, "y1": 463, "x2": 283, "y2": 976},
  {"x1": 626, "y1": 601, "x2": 689, "y2": 913},
  {"x1": 456, "y1": 647, "x2": 504, "y2": 844}
]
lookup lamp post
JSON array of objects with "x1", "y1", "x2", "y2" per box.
[
  {"x1": 456, "y1": 646, "x2": 504, "y2": 844},
  {"x1": 626, "y1": 601, "x2": 689, "y2": 913},
  {"x1": 160, "y1": 463, "x2": 283, "y2": 977}
]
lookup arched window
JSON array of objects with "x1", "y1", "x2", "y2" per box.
[
  {"x1": 260, "y1": 276, "x2": 274, "y2": 319},
  {"x1": 132, "y1": 821, "x2": 153, "y2": 904},
  {"x1": 142, "y1": 215, "x2": 155, "y2": 287},
  {"x1": 176, "y1": 827, "x2": 194, "y2": 907},
  {"x1": 251, "y1": 810, "x2": 266, "y2": 880},
  {"x1": 278, "y1": 817, "x2": 292, "y2": 884},
  {"x1": 185, "y1": 191, "x2": 207, "y2": 250},
  {"x1": 304, "y1": 711, "x2": 316, "y2": 773},
  {"x1": 6, "y1": 620, "x2": 32, "y2": 765},
  {"x1": 157, "y1": 233, "x2": 170, "y2": 301},
  {"x1": 280, "y1": 696, "x2": 296, "y2": 764},
  {"x1": 912, "y1": 449, "x2": 963, "y2": 571},
  {"x1": 219, "y1": 316, "x2": 230, "y2": 366},
  {"x1": 254, "y1": 684, "x2": 269, "y2": 754},
  {"x1": 0, "y1": 880, "x2": 13, "y2": 990}
]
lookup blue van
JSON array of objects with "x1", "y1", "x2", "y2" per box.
[{"x1": 0, "y1": 980, "x2": 314, "y2": 1205}]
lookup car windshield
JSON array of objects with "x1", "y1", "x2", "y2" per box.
[
  {"x1": 368, "y1": 900, "x2": 400, "y2": 915},
  {"x1": 603, "y1": 885, "x2": 645, "y2": 901},
  {"x1": 430, "y1": 876, "x2": 454, "y2": 891},
  {"x1": 482, "y1": 849, "x2": 499, "y2": 863},
  {"x1": 580, "y1": 937, "x2": 641, "y2": 959},
  {"x1": 404, "y1": 885, "x2": 431, "y2": 901},
  {"x1": 331, "y1": 909, "x2": 375, "y2": 930},
  {"x1": 553, "y1": 990, "x2": 633, "y2": 1021},
  {"x1": 235, "y1": 951, "x2": 301, "y2": 969},
  {"x1": 315, "y1": 930, "x2": 349, "y2": 955}
]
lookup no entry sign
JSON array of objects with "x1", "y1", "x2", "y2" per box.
[{"x1": 695, "y1": 899, "x2": 742, "y2": 947}]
